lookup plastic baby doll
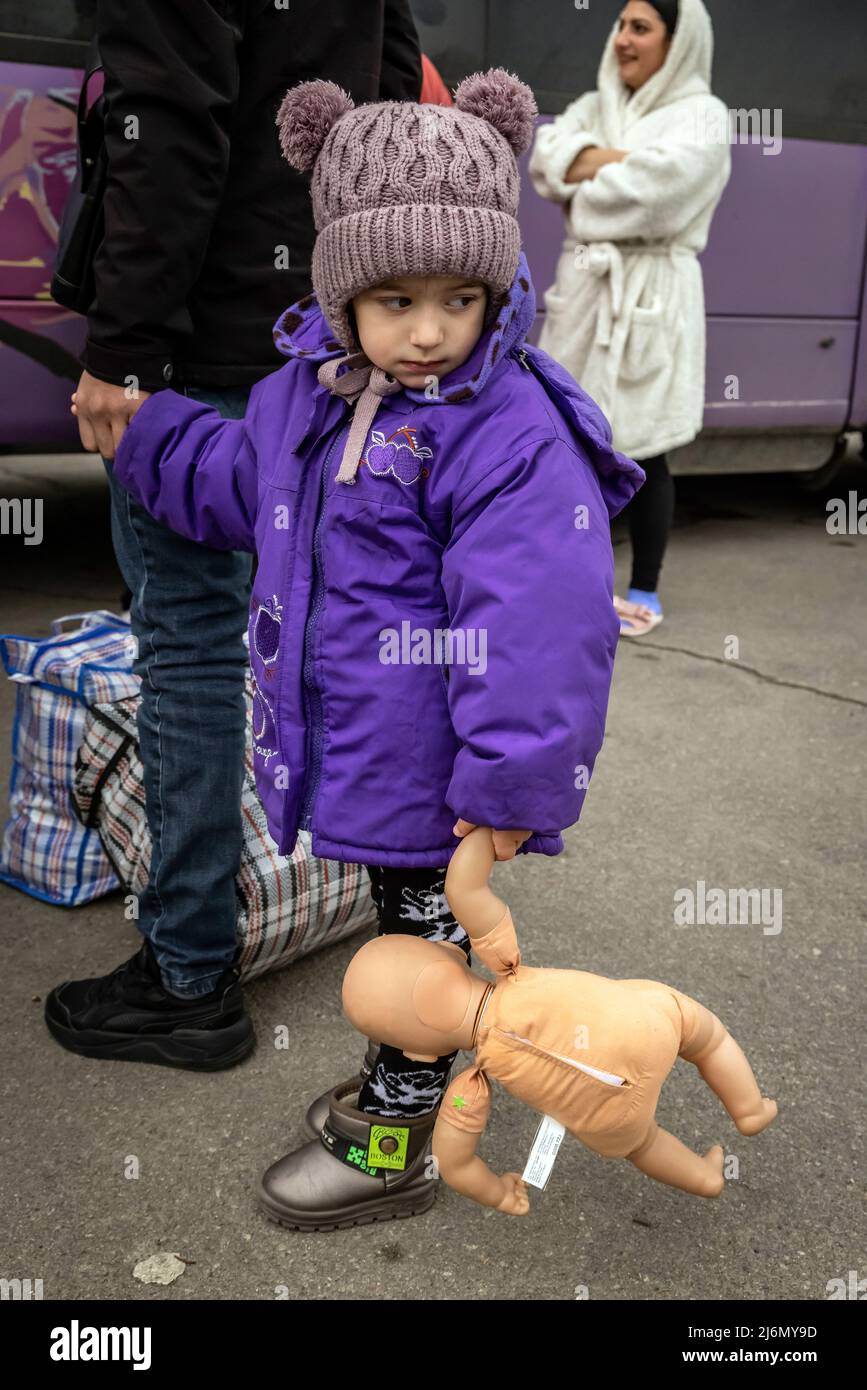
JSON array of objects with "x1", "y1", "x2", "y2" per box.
[{"x1": 342, "y1": 826, "x2": 778, "y2": 1214}]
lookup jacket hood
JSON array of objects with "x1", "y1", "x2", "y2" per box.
[{"x1": 272, "y1": 249, "x2": 644, "y2": 519}]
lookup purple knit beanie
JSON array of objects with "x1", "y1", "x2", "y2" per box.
[{"x1": 276, "y1": 70, "x2": 538, "y2": 352}]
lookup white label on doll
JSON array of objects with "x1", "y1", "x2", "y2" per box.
[{"x1": 522, "y1": 1115, "x2": 566, "y2": 1190}]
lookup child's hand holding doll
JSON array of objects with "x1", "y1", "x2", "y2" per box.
[{"x1": 452, "y1": 820, "x2": 532, "y2": 861}]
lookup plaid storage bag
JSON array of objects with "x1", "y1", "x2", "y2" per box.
[
  {"x1": 72, "y1": 674, "x2": 377, "y2": 982},
  {"x1": 0, "y1": 610, "x2": 140, "y2": 905}
]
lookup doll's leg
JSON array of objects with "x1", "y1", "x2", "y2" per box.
[
  {"x1": 625, "y1": 1122, "x2": 725, "y2": 1197},
  {"x1": 678, "y1": 999, "x2": 777, "y2": 1136}
]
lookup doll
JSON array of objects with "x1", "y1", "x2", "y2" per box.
[{"x1": 342, "y1": 826, "x2": 778, "y2": 1214}]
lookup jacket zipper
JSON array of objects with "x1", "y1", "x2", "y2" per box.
[{"x1": 299, "y1": 420, "x2": 350, "y2": 833}]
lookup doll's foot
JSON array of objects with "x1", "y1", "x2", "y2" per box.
[
  {"x1": 700, "y1": 1144, "x2": 725, "y2": 1197},
  {"x1": 734, "y1": 1097, "x2": 778, "y2": 1136}
]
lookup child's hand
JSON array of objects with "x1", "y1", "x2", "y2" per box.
[
  {"x1": 71, "y1": 370, "x2": 152, "y2": 460},
  {"x1": 452, "y1": 820, "x2": 532, "y2": 861},
  {"x1": 496, "y1": 1172, "x2": 530, "y2": 1215}
]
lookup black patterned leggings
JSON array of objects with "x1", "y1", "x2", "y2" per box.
[{"x1": 356, "y1": 865, "x2": 471, "y2": 1119}]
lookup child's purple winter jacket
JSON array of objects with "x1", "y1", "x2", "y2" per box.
[{"x1": 112, "y1": 252, "x2": 645, "y2": 868}]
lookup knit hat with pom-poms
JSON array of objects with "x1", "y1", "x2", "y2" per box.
[{"x1": 275, "y1": 70, "x2": 538, "y2": 352}]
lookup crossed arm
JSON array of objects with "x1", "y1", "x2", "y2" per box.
[{"x1": 565, "y1": 146, "x2": 628, "y2": 183}]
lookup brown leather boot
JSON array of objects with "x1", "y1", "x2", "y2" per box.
[
  {"x1": 302, "y1": 1038, "x2": 380, "y2": 1140},
  {"x1": 258, "y1": 1088, "x2": 439, "y2": 1232}
]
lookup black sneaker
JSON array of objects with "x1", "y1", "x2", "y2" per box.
[{"x1": 44, "y1": 937, "x2": 256, "y2": 1071}]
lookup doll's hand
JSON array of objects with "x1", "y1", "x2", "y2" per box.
[
  {"x1": 453, "y1": 821, "x2": 532, "y2": 862},
  {"x1": 495, "y1": 1172, "x2": 530, "y2": 1215}
]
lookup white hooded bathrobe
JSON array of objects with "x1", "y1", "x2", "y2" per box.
[{"x1": 529, "y1": 0, "x2": 731, "y2": 461}]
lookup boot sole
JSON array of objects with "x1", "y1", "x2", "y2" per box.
[
  {"x1": 44, "y1": 1002, "x2": 256, "y2": 1071},
  {"x1": 256, "y1": 1178, "x2": 438, "y2": 1233}
]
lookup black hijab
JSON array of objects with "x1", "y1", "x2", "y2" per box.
[{"x1": 646, "y1": 0, "x2": 679, "y2": 35}]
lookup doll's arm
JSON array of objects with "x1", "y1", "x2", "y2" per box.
[
  {"x1": 433, "y1": 1112, "x2": 527, "y2": 1212},
  {"x1": 433, "y1": 1116, "x2": 527, "y2": 1214},
  {"x1": 468, "y1": 907, "x2": 521, "y2": 979},
  {"x1": 445, "y1": 826, "x2": 521, "y2": 976},
  {"x1": 433, "y1": 1067, "x2": 529, "y2": 1215}
]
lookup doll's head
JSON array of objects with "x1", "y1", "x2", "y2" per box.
[
  {"x1": 276, "y1": 69, "x2": 537, "y2": 354},
  {"x1": 342, "y1": 934, "x2": 486, "y2": 1060}
]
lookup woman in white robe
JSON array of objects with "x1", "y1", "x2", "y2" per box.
[{"x1": 529, "y1": 0, "x2": 730, "y2": 634}]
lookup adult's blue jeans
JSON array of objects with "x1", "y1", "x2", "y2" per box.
[{"x1": 103, "y1": 384, "x2": 253, "y2": 997}]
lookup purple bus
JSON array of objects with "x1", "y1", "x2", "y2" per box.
[{"x1": 1, "y1": 0, "x2": 865, "y2": 486}]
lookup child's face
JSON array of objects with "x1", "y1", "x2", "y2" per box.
[{"x1": 351, "y1": 274, "x2": 488, "y2": 389}]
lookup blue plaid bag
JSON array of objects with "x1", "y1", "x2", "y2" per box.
[{"x1": 0, "y1": 611, "x2": 140, "y2": 905}]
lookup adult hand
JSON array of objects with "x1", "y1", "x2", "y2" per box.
[
  {"x1": 565, "y1": 145, "x2": 628, "y2": 183},
  {"x1": 71, "y1": 370, "x2": 153, "y2": 460},
  {"x1": 452, "y1": 820, "x2": 532, "y2": 861}
]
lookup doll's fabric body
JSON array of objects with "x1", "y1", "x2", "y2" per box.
[{"x1": 441, "y1": 908, "x2": 711, "y2": 1158}]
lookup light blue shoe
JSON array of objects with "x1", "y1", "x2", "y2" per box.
[
  {"x1": 616, "y1": 589, "x2": 664, "y2": 637},
  {"x1": 626, "y1": 586, "x2": 663, "y2": 616}
]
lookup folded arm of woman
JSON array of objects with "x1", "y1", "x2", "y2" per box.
[
  {"x1": 566, "y1": 146, "x2": 628, "y2": 182},
  {"x1": 568, "y1": 117, "x2": 731, "y2": 241},
  {"x1": 528, "y1": 91, "x2": 604, "y2": 202}
]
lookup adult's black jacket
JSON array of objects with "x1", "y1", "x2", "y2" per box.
[{"x1": 82, "y1": 0, "x2": 422, "y2": 392}]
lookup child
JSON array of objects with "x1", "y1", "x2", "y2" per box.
[{"x1": 110, "y1": 70, "x2": 645, "y2": 1230}]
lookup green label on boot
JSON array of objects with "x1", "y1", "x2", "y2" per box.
[
  {"x1": 344, "y1": 1143, "x2": 380, "y2": 1176},
  {"x1": 367, "y1": 1125, "x2": 409, "y2": 1171}
]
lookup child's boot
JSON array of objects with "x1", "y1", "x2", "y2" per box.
[
  {"x1": 303, "y1": 1038, "x2": 380, "y2": 1139},
  {"x1": 258, "y1": 1088, "x2": 439, "y2": 1232}
]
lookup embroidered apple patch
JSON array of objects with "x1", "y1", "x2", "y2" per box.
[
  {"x1": 363, "y1": 427, "x2": 433, "y2": 485},
  {"x1": 253, "y1": 596, "x2": 282, "y2": 670}
]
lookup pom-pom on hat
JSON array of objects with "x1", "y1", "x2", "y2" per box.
[{"x1": 276, "y1": 69, "x2": 538, "y2": 352}]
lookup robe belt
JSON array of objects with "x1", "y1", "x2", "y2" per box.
[{"x1": 566, "y1": 238, "x2": 691, "y2": 348}]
